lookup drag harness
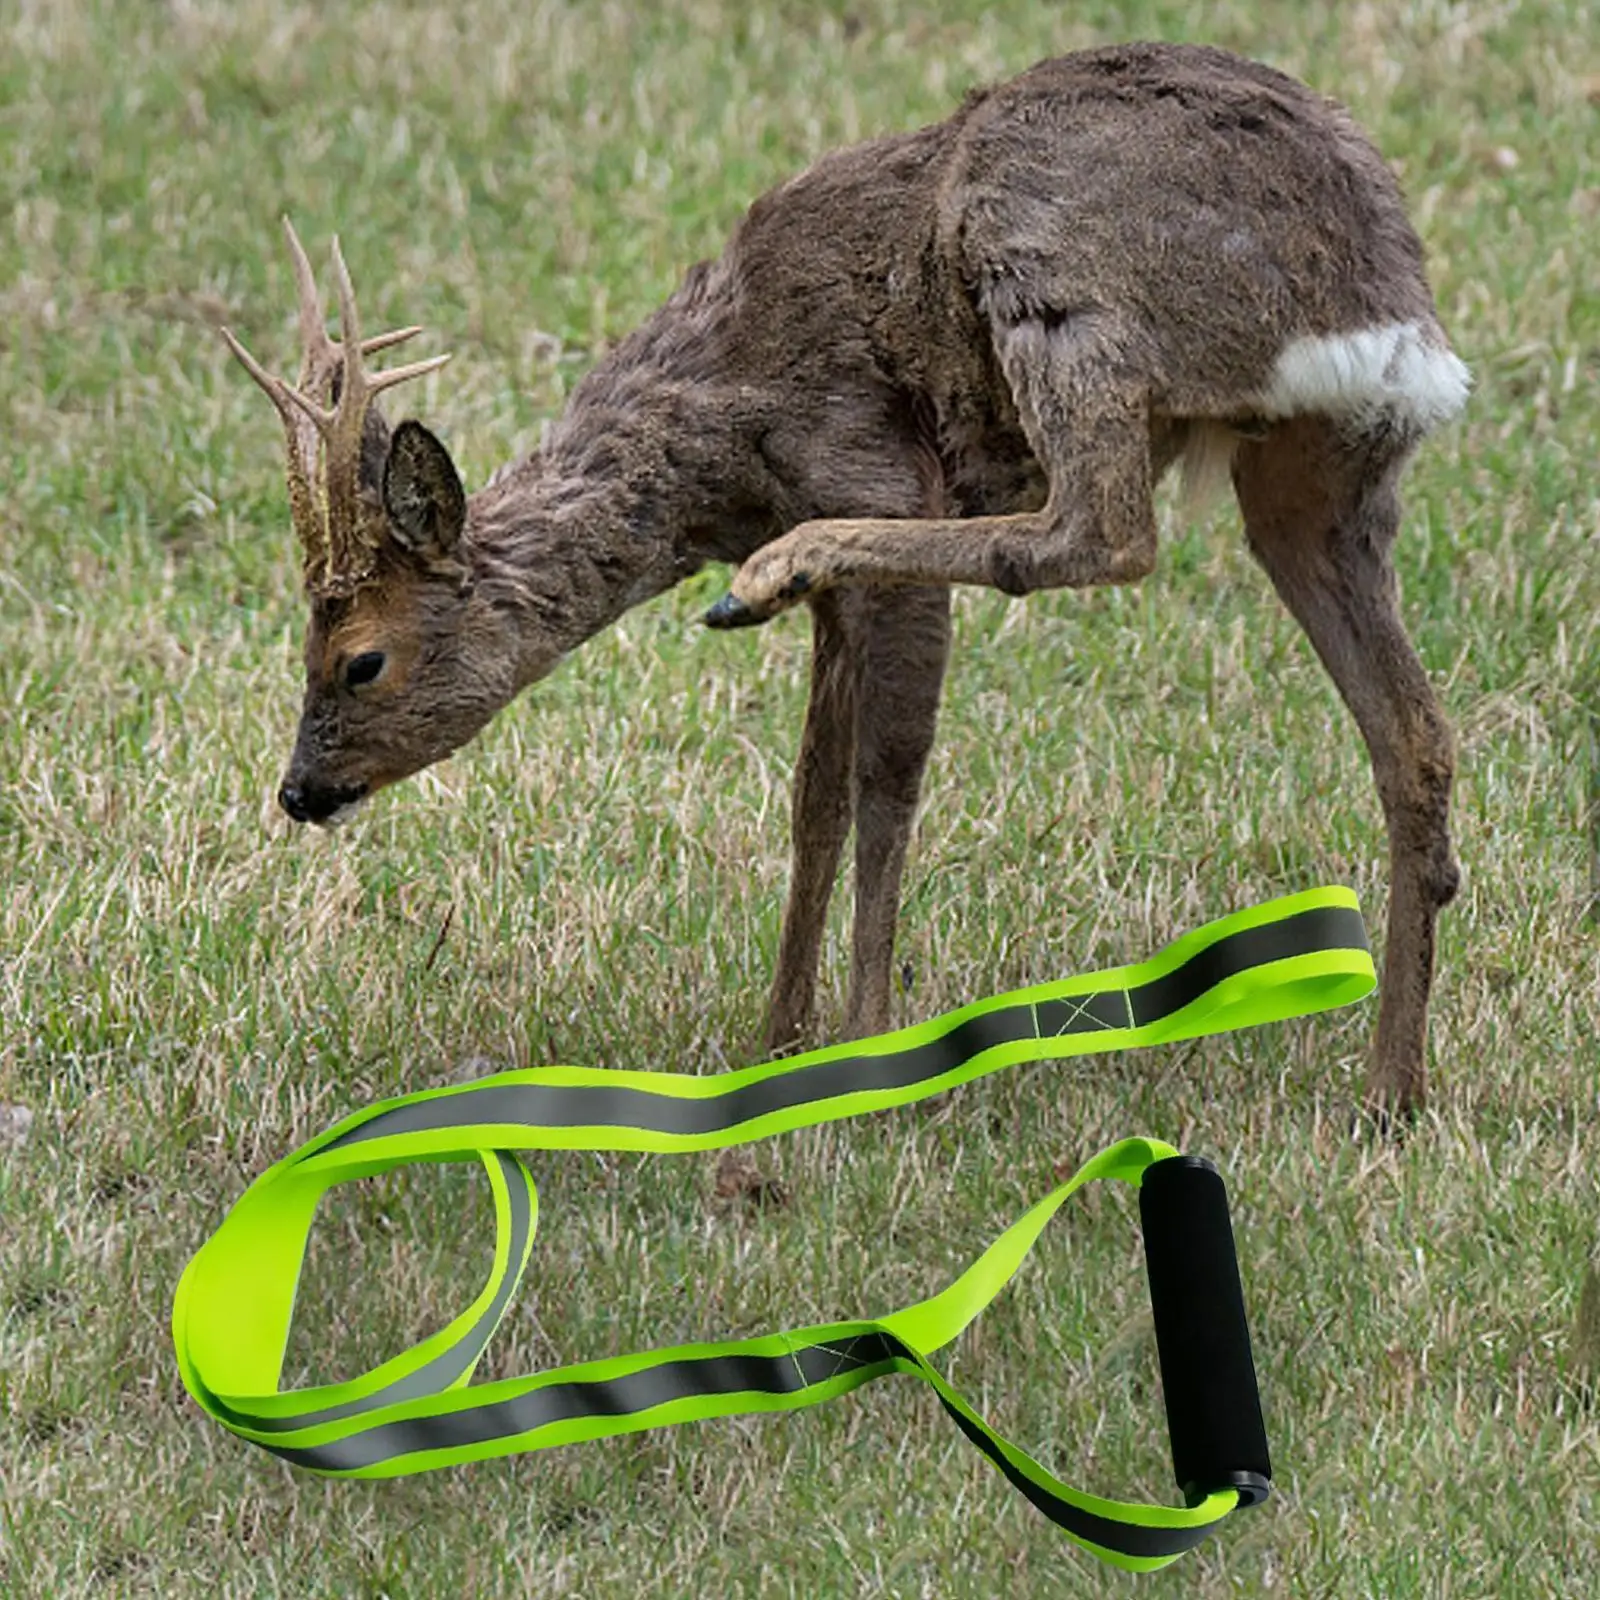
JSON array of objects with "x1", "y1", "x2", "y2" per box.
[{"x1": 174, "y1": 885, "x2": 1373, "y2": 1571}]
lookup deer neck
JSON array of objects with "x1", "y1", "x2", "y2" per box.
[{"x1": 466, "y1": 380, "x2": 762, "y2": 692}]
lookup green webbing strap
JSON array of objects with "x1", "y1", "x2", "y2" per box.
[{"x1": 174, "y1": 886, "x2": 1373, "y2": 1572}]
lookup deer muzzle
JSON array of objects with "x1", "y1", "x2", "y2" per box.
[{"x1": 279, "y1": 778, "x2": 369, "y2": 827}]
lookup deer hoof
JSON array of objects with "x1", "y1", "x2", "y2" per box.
[{"x1": 703, "y1": 592, "x2": 764, "y2": 628}]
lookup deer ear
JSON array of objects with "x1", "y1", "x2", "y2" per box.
[{"x1": 383, "y1": 420, "x2": 466, "y2": 558}]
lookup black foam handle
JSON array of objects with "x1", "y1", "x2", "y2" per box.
[{"x1": 1139, "y1": 1155, "x2": 1272, "y2": 1509}]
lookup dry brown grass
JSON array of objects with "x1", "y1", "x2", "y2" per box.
[{"x1": 3, "y1": 2, "x2": 1598, "y2": 1595}]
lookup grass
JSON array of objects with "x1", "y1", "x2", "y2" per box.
[{"x1": 2, "y1": 0, "x2": 1599, "y2": 1593}]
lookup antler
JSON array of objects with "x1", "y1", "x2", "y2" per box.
[{"x1": 221, "y1": 217, "x2": 451, "y2": 594}]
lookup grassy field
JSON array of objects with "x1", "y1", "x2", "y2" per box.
[{"x1": 3, "y1": 0, "x2": 1599, "y2": 1594}]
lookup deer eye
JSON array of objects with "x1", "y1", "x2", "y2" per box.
[{"x1": 344, "y1": 651, "x2": 387, "y2": 689}]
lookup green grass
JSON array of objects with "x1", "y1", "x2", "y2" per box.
[{"x1": 3, "y1": 0, "x2": 1599, "y2": 1593}]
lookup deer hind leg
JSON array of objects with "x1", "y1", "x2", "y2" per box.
[
  {"x1": 764, "y1": 589, "x2": 864, "y2": 1053},
  {"x1": 1232, "y1": 415, "x2": 1459, "y2": 1119},
  {"x1": 845, "y1": 584, "x2": 952, "y2": 1038},
  {"x1": 704, "y1": 315, "x2": 1157, "y2": 625}
]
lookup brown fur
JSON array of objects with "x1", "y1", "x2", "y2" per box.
[{"x1": 242, "y1": 43, "x2": 1465, "y2": 1115}]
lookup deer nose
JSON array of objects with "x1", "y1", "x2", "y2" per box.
[{"x1": 278, "y1": 783, "x2": 312, "y2": 823}]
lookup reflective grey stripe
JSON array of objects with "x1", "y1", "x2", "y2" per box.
[
  {"x1": 262, "y1": 1325, "x2": 1210, "y2": 1560},
  {"x1": 317, "y1": 905, "x2": 1364, "y2": 1154},
  {"x1": 1126, "y1": 904, "x2": 1369, "y2": 1027},
  {"x1": 316, "y1": 992, "x2": 1128, "y2": 1151},
  {"x1": 933, "y1": 1390, "x2": 1217, "y2": 1560},
  {"x1": 260, "y1": 1332, "x2": 908, "y2": 1472},
  {"x1": 222, "y1": 1151, "x2": 534, "y2": 1434}
]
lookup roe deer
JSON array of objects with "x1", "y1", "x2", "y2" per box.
[{"x1": 225, "y1": 42, "x2": 1468, "y2": 1116}]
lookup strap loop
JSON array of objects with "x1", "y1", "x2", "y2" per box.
[{"x1": 174, "y1": 886, "x2": 1373, "y2": 1572}]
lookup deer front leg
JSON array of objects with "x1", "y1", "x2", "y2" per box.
[
  {"x1": 845, "y1": 585, "x2": 951, "y2": 1038},
  {"x1": 764, "y1": 592, "x2": 862, "y2": 1053},
  {"x1": 703, "y1": 486, "x2": 1153, "y2": 626},
  {"x1": 705, "y1": 331, "x2": 1156, "y2": 626}
]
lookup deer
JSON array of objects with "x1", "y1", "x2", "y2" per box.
[{"x1": 223, "y1": 42, "x2": 1469, "y2": 1119}]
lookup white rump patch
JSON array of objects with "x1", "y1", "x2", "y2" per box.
[{"x1": 1259, "y1": 322, "x2": 1471, "y2": 432}]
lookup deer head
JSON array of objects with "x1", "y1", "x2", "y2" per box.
[{"x1": 225, "y1": 220, "x2": 522, "y2": 824}]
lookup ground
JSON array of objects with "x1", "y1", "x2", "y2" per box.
[{"x1": 2, "y1": 1, "x2": 1598, "y2": 1595}]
